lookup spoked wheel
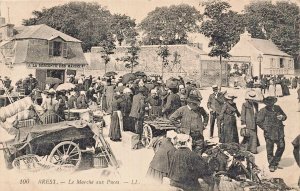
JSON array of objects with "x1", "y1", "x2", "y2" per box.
[
  {"x1": 141, "y1": 124, "x2": 153, "y2": 147},
  {"x1": 48, "y1": 141, "x2": 81, "y2": 170}
]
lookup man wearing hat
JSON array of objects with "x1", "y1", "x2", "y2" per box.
[
  {"x1": 168, "y1": 134, "x2": 214, "y2": 191},
  {"x1": 146, "y1": 130, "x2": 177, "y2": 183},
  {"x1": 129, "y1": 87, "x2": 147, "y2": 148},
  {"x1": 257, "y1": 96, "x2": 287, "y2": 172},
  {"x1": 24, "y1": 74, "x2": 38, "y2": 95},
  {"x1": 170, "y1": 94, "x2": 209, "y2": 154},
  {"x1": 207, "y1": 85, "x2": 225, "y2": 139},
  {"x1": 162, "y1": 85, "x2": 181, "y2": 119},
  {"x1": 240, "y1": 90, "x2": 260, "y2": 154},
  {"x1": 3, "y1": 76, "x2": 13, "y2": 93}
]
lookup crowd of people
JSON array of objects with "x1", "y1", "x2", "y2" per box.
[{"x1": 1, "y1": 72, "x2": 299, "y2": 190}]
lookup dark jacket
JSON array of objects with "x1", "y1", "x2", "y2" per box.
[
  {"x1": 256, "y1": 105, "x2": 287, "y2": 141},
  {"x1": 168, "y1": 147, "x2": 213, "y2": 190},
  {"x1": 163, "y1": 93, "x2": 181, "y2": 118},
  {"x1": 241, "y1": 101, "x2": 258, "y2": 130},
  {"x1": 207, "y1": 92, "x2": 225, "y2": 114},
  {"x1": 169, "y1": 105, "x2": 209, "y2": 135},
  {"x1": 149, "y1": 138, "x2": 176, "y2": 173},
  {"x1": 129, "y1": 93, "x2": 145, "y2": 119}
]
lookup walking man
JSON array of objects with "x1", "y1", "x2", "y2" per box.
[
  {"x1": 207, "y1": 85, "x2": 225, "y2": 139},
  {"x1": 257, "y1": 96, "x2": 287, "y2": 172}
]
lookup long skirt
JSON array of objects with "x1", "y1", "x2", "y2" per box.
[
  {"x1": 276, "y1": 85, "x2": 283, "y2": 97},
  {"x1": 268, "y1": 85, "x2": 276, "y2": 97},
  {"x1": 146, "y1": 167, "x2": 167, "y2": 184},
  {"x1": 241, "y1": 129, "x2": 260, "y2": 154},
  {"x1": 108, "y1": 112, "x2": 121, "y2": 141},
  {"x1": 220, "y1": 115, "x2": 239, "y2": 144}
]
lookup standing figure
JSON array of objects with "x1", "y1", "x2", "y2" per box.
[
  {"x1": 120, "y1": 88, "x2": 134, "y2": 132},
  {"x1": 207, "y1": 85, "x2": 225, "y2": 139},
  {"x1": 178, "y1": 85, "x2": 188, "y2": 106},
  {"x1": 268, "y1": 79, "x2": 276, "y2": 97},
  {"x1": 25, "y1": 74, "x2": 38, "y2": 95},
  {"x1": 169, "y1": 95, "x2": 208, "y2": 154},
  {"x1": 129, "y1": 87, "x2": 146, "y2": 147},
  {"x1": 220, "y1": 93, "x2": 240, "y2": 144},
  {"x1": 297, "y1": 87, "x2": 300, "y2": 112},
  {"x1": 162, "y1": 87, "x2": 181, "y2": 119},
  {"x1": 146, "y1": 89, "x2": 162, "y2": 118},
  {"x1": 146, "y1": 130, "x2": 177, "y2": 183},
  {"x1": 168, "y1": 134, "x2": 214, "y2": 191},
  {"x1": 256, "y1": 96, "x2": 287, "y2": 172},
  {"x1": 109, "y1": 93, "x2": 123, "y2": 141},
  {"x1": 41, "y1": 89, "x2": 59, "y2": 121},
  {"x1": 240, "y1": 90, "x2": 260, "y2": 154},
  {"x1": 102, "y1": 79, "x2": 114, "y2": 113}
]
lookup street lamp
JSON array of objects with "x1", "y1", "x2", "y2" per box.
[{"x1": 257, "y1": 54, "x2": 263, "y2": 80}]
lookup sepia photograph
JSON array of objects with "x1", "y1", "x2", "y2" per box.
[{"x1": 0, "y1": 0, "x2": 299, "y2": 190}]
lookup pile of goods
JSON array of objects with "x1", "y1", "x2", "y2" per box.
[{"x1": 202, "y1": 142, "x2": 293, "y2": 191}]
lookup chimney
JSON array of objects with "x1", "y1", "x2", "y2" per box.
[{"x1": 240, "y1": 28, "x2": 252, "y2": 41}]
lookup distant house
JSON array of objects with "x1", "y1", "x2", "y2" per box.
[
  {"x1": 0, "y1": 18, "x2": 87, "y2": 89},
  {"x1": 230, "y1": 31, "x2": 294, "y2": 77}
]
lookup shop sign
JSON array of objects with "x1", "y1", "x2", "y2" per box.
[{"x1": 26, "y1": 63, "x2": 86, "y2": 69}]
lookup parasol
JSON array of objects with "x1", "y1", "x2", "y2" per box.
[
  {"x1": 45, "y1": 77, "x2": 62, "y2": 84},
  {"x1": 104, "y1": 71, "x2": 118, "y2": 77},
  {"x1": 122, "y1": 73, "x2": 137, "y2": 84},
  {"x1": 56, "y1": 83, "x2": 76, "y2": 91}
]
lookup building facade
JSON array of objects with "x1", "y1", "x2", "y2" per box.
[
  {"x1": 0, "y1": 19, "x2": 87, "y2": 89},
  {"x1": 230, "y1": 31, "x2": 294, "y2": 77}
]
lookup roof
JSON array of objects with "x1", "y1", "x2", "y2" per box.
[
  {"x1": 13, "y1": 40, "x2": 87, "y2": 65},
  {"x1": 14, "y1": 24, "x2": 81, "y2": 43},
  {"x1": 248, "y1": 38, "x2": 291, "y2": 57}
]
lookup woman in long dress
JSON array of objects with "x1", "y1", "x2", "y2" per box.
[
  {"x1": 220, "y1": 93, "x2": 241, "y2": 144},
  {"x1": 108, "y1": 93, "x2": 123, "y2": 141},
  {"x1": 275, "y1": 78, "x2": 283, "y2": 97},
  {"x1": 268, "y1": 79, "x2": 276, "y2": 97}
]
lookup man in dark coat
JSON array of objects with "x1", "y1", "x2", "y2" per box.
[
  {"x1": 25, "y1": 74, "x2": 38, "y2": 95},
  {"x1": 170, "y1": 95, "x2": 209, "y2": 154},
  {"x1": 207, "y1": 85, "x2": 225, "y2": 139},
  {"x1": 168, "y1": 134, "x2": 214, "y2": 191},
  {"x1": 257, "y1": 96, "x2": 287, "y2": 172},
  {"x1": 129, "y1": 87, "x2": 146, "y2": 145},
  {"x1": 240, "y1": 90, "x2": 260, "y2": 154},
  {"x1": 162, "y1": 87, "x2": 181, "y2": 119},
  {"x1": 146, "y1": 130, "x2": 177, "y2": 183},
  {"x1": 120, "y1": 88, "x2": 134, "y2": 132}
]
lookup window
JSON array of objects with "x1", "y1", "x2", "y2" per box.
[
  {"x1": 279, "y1": 58, "x2": 284, "y2": 68},
  {"x1": 49, "y1": 41, "x2": 68, "y2": 57}
]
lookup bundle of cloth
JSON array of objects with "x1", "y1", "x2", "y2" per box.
[{"x1": 0, "y1": 97, "x2": 45, "y2": 135}]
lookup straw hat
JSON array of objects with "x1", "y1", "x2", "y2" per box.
[
  {"x1": 224, "y1": 92, "x2": 237, "y2": 100},
  {"x1": 245, "y1": 90, "x2": 259, "y2": 101}
]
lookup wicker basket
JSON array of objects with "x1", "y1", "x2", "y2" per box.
[{"x1": 93, "y1": 153, "x2": 108, "y2": 168}]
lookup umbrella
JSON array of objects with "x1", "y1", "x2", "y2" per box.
[
  {"x1": 134, "y1": 71, "x2": 146, "y2": 77},
  {"x1": 122, "y1": 73, "x2": 137, "y2": 84},
  {"x1": 45, "y1": 77, "x2": 62, "y2": 84},
  {"x1": 56, "y1": 83, "x2": 76, "y2": 91},
  {"x1": 104, "y1": 71, "x2": 118, "y2": 77}
]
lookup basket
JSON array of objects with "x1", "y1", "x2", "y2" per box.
[{"x1": 93, "y1": 153, "x2": 108, "y2": 168}]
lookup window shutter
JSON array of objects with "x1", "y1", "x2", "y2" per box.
[
  {"x1": 62, "y1": 42, "x2": 68, "y2": 58},
  {"x1": 48, "y1": 41, "x2": 53, "y2": 56}
]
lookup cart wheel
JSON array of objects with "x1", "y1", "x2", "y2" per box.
[
  {"x1": 142, "y1": 124, "x2": 153, "y2": 147},
  {"x1": 48, "y1": 141, "x2": 82, "y2": 170}
]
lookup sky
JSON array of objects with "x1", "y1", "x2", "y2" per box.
[{"x1": 1, "y1": 0, "x2": 300, "y2": 27}]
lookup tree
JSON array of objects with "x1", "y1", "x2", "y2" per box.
[
  {"x1": 23, "y1": 2, "x2": 135, "y2": 52},
  {"x1": 157, "y1": 45, "x2": 171, "y2": 79},
  {"x1": 110, "y1": 14, "x2": 138, "y2": 46},
  {"x1": 121, "y1": 42, "x2": 141, "y2": 73},
  {"x1": 99, "y1": 33, "x2": 116, "y2": 74},
  {"x1": 244, "y1": 1, "x2": 300, "y2": 66},
  {"x1": 139, "y1": 4, "x2": 202, "y2": 45},
  {"x1": 200, "y1": 0, "x2": 245, "y2": 86}
]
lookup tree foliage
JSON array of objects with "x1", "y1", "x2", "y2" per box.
[
  {"x1": 23, "y1": 1, "x2": 137, "y2": 52},
  {"x1": 200, "y1": 0, "x2": 245, "y2": 58},
  {"x1": 99, "y1": 33, "x2": 116, "y2": 73},
  {"x1": 244, "y1": 1, "x2": 300, "y2": 59},
  {"x1": 157, "y1": 45, "x2": 171, "y2": 78},
  {"x1": 110, "y1": 14, "x2": 138, "y2": 46},
  {"x1": 139, "y1": 4, "x2": 202, "y2": 45},
  {"x1": 121, "y1": 42, "x2": 141, "y2": 73}
]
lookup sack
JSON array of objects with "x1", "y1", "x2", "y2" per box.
[{"x1": 240, "y1": 127, "x2": 250, "y2": 137}]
